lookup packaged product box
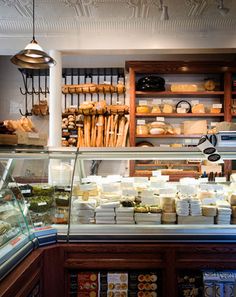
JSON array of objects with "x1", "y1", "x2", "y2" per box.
[
  {"x1": 177, "y1": 271, "x2": 203, "y2": 297},
  {"x1": 107, "y1": 272, "x2": 128, "y2": 297},
  {"x1": 77, "y1": 272, "x2": 99, "y2": 297},
  {"x1": 129, "y1": 272, "x2": 160, "y2": 297}
]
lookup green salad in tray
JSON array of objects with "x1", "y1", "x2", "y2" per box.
[
  {"x1": 29, "y1": 196, "x2": 54, "y2": 213},
  {"x1": 32, "y1": 185, "x2": 54, "y2": 196}
]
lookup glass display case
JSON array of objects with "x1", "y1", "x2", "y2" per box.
[
  {"x1": 1, "y1": 146, "x2": 236, "y2": 246},
  {"x1": 0, "y1": 159, "x2": 34, "y2": 281}
]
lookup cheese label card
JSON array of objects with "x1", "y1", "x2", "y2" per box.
[
  {"x1": 153, "y1": 99, "x2": 162, "y2": 105},
  {"x1": 139, "y1": 100, "x2": 148, "y2": 105},
  {"x1": 156, "y1": 117, "x2": 165, "y2": 122},
  {"x1": 137, "y1": 119, "x2": 146, "y2": 125},
  {"x1": 213, "y1": 104, "x2": 222, "y2": 108},
  {"x1": 163, "y1": 99, "x2": 173, "y2": 104},
  {"x1": 191, "y1": 100, "x2": 199, "y2": 105},
  {"x1": 152, "y1": 170, "x2": 162, "y2": 177}
]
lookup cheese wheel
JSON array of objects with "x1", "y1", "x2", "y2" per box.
[
  {"x1": 149, "y1": 127, "x2": 165, "y2": 135},
  {"x1": 136, "y1": 106, "x2": 150, "y2": 113}
]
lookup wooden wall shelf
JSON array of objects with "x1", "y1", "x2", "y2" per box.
[
  {"x1": 136, "y1": 113, "x2": 224, "y2": 117},
  {"x1": 136, "y1": 91, "x2": 224, "y2": 96}
]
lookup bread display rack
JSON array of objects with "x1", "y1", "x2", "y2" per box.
[{"x1": 61, "y1": 68, "x2": 129, "y2": 148}]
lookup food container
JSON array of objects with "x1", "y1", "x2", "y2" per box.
[{"x1": 136, "y1": 120, "x2": 149, "y2": 135}]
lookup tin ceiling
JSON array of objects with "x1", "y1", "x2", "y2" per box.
[{"x1": 0, "y1": 0, "x2": 235, "y2": 54}]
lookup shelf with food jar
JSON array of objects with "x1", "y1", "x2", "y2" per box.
[{"x1": 126, "y1": 60, "x2": 236, "y2": 179}]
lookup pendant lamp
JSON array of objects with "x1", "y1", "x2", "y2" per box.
[{"x1": 11, "y1": 0, "x2": 56, "y2": 69}]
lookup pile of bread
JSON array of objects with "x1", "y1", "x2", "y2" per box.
[
  {"x1": 4, "y1": 117, "x2": 37, "y2": 133},
  {"x1": 62, "y1": 82, "x2": 125, "y2": 94},
  {"x1": 64, "y1": 101, "x2": 129, "y2": 116}
]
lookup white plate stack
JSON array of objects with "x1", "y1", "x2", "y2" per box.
[{"x1": 116, "y1": 207, "x2": 135, "y2": 224}]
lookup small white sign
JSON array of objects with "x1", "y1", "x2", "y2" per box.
[
  {"x1": 38, "y1": 202, "x2": 47, "y2": 206},
  {"x1": 137, "y1": 119, "x2": 146, "y2": 125},
  {"x1": 156, "y1": 117, "x2": 165, "y2": 122},
  {"x1": 28, "y1": 133, "x2": 40, "y2": 139},
  {"x1": 211, "y1": 122, "x2": 218, "y2": 127},
  {"x1": 139, "y1": 100, "x2": 148, "y2": 105},
  {"x1": 153, "y1": 99, "x2": 162, "y2": 105},
  {"x1": 163, "y1": 99, "x2": 173, "y2": 104},
  {"x1": 213, "y1": 104, "x2": 222, "y2": 108},
  {"x1": 152, "y1": 170, "x2": 162, "y2": 177},
  {"x1": 191, "y1": 100, "x2": 199, "y2": 105},
  {"x1": 215, "y1": 177, "x2": 227, "y2": 183}
]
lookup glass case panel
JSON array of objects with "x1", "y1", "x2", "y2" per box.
[{"x1": 68, "y1": 147, "x2": 236, "y2": 241}]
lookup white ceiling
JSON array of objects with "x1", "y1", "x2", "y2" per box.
[{"x1": 0, "y1": 0, "x2": 236, "y2": 55}]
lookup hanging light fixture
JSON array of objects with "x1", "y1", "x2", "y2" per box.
[
  {"x1": 216, "y1": 0, "x2": 229, "y2": 16},
  {"x1": 159, "y1": 0, "x2": 169, "y2": 21},
  {"x1": 11, "y1": 0, "x2": 56, "y2": 69}
]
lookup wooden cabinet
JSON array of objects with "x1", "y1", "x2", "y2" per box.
[
  {"x1": 2, "y1": 243, "x2": 236, "y2": 297},
  {"x1": 126, "y1": 61, "x2": 236, "y2": 179}
]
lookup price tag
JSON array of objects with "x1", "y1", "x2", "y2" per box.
[
  {"x1": 153, "y1": 99, "x2": 162, "y2": 105},
  {"x1": 28, "y1": 133, "x2": 40, "y2": 139},
  {"x1": 70, "y1": 135, "x2": 78, "y2": 138},
  {"x1": 156, "y1": 117, "x2": 165, "y2": 122},
  {"x1": 58, "y1": 195, "x2": 69, "y2": 200},
  {"x1": 191, "y1": 100, "x2": 199, "y2": 105},
  {"x1": 198, "y1": 178, "x2": 209, "y2": 183},
  {"x1": 159, "y1": 144, "x2": 170, "y2": 147},
  {"x1": 137, "y1": 119, "x2": 146, "y2": 125},
  {"x1": 55, "y1": 213, "x2": 65, "y2": 218},
  {"x1": 177, "y1": 108, "x2": 186, "y2": 113},
  {"x1": 215, "y1": 177, "x2": 227, "y2": 183},
  {"x1": 38, "y1": 202, "x2": 47, "y2": 206},
  {"x1": 139, "y1": 100, "x2": 148, "y2": 105},
  {"x1": 21, "y1": 189, "x2": 31, "y2": 194},
  {"x1": 211, "y1": 122, "x2": 218, "y2": 127},
  {"x1": 152, "y1": 170, "x2": 162, "y2": 177},
  {"x1": 163, "y1": 99, "x2": 173, "y2": 104},
  {"x1": 62, "y1": 129, "x2": 68, "y2": 132},
  {"x1": 10, "y1": 237, "x2": 21, "y2": 246},
  {"x1": 34, "y1": 222, "x2": 43, "y2": 227},
  {"x1": 213, "y1": 104, "x2": 222, "y2": 108}
]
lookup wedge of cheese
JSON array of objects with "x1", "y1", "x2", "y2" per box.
[
  {"x1": 183, "y1": 120, "x2": 207, "y2": 135},
  {"x1": 162, "y1": 104, "x2": 173, "y2": 113},
  {"x1": 192, "y1": 103, "x2": 205, "y2": 114}
]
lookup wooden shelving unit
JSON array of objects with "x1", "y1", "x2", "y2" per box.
[
  {"x1": 126, "y1": 60, "x2": 236, "y2": 178},
  {"x1": 136, "y1": 113, "x2": 224, "y2": 117}
]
